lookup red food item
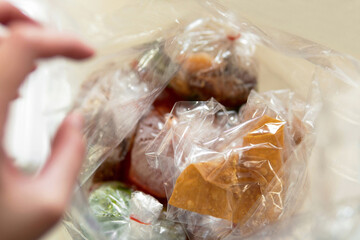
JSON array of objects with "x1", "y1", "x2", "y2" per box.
[{"x1": 129, "y1": 93, "x2": 175, "y2": 198}]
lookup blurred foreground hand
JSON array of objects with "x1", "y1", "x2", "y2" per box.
[{"x1": 0, "y1": 2, "x2": 94, "y2": 240}]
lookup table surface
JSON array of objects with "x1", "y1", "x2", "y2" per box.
[{"x1": 42, "y1": 0, "x2": 360, "y2": 239}]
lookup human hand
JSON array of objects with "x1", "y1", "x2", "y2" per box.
[{"x1": 0, "y1": 2, "x2": 94, "y2": 240}]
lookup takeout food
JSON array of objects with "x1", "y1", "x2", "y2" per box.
[
  {"x1": 128, "y1": 87, "x2": 184, "y2": 198},
  {"x1": 89, "y1": 182, "x2": 186, "y2": 240},
  {"x1": 166, "y1": 18, "x2": 258, "y2": 108},
  {"x1": 169, "y1": 115, "x2": 285, "y2": 224},
  {"x1": 71, "y1": 15, "x2": 318, "y2": 240},
  {"x1": 130, "y1": 18, "x2": 258, "y2": 109},
  {"x1": 129, "y1": 105, "x2": 170, "y2": 198},
  {"x1": 128, "y1": 17, "x2": 260, "y2": 194},
  {"x1": 145, "y1": 89, "x2": 316, "y2": 238}
]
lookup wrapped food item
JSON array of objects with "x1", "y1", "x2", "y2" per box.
[
  {"x1": 72, "y1": 41, "x2": 179, "y2": 185},
  {"x1": 129, "y1": 88, "x2": 183, "y2": 198},
  {"x1": 239, "y1": 90, "x2": 315, "y2": 146},
  {"x1": 89, "y1": 182, "x2": 131, "y2": 223},
  {"x1": 147, "y1": 90, "x2": 318, "y2": 239},
  {"x1": 99, "y1": 17, "x2": 259, "y2": 196},
  {"x1": 92, "y1": 134, "x2": 133, "y2": 183},
  {"x1": 169, "y1": 115, "x2": 285, "y2": 224},
  {"x1": 129, "y1": 105, "x2": 169, "y2": 198},
  {"x1": 20, "y1": 0, "x2": 360, "y2": 239},
  {"x1": 88, "y1": 182, "x2": 186, "y2": 240},
  {"x1": 165, "y1": 18, "x2": 258, "y2": 108}
]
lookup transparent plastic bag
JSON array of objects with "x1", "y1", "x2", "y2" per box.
[
  {"x1": 65, "y1": 0, "x2": 360, "y2": 238},
  {"x1": 8, "y1": 0, "x2": 360, "y2": 239},
  {"x1": 129, "y1": 100, "x2": 172, "y2": 198},
  {"x1": 128, "y1": 16, "x2": 259, "y2": 198},
  {"x1": 92, "y1": 133, "x2": 133, "y2": 183},
  {"x1": 146, "y1": 89, "x2": 318, "y2": 239},
  {"x1": 86, "y1": 182, "x2": 186, "y2": 240},
  {"x1": 73, "y1": 40, "x2": 178, "y2": 184},
  {"x1": 164, "y1": 18, "x2": 258, "y2": 108}
]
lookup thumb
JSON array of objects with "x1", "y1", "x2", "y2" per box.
[{"x1": 40, "y1": 112, "x2": 85, "y2": 203}]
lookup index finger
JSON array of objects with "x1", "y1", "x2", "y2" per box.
[
  {"x1": 0, "y1": 23, "x2": 94, "y2": 145},
  {"x1": 0, "y1": 23, "x2": 94, "y2": 101},
  {"x1": 0, "y1": 1, "x2": 38, "y2": 26}
]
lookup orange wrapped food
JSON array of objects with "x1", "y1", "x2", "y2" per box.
[{"x1": 169, "y1": 115, "x2": 285, "y2": 223}]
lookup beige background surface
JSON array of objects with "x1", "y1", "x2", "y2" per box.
[{"x1": 42, "y1": 1, "x2": 360, "y2": 239}]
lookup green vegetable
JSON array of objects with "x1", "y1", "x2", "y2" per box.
[
  {"x1": 88, "y1": 182, "x2": 186, "y2": 240},
  {"x1": 89, "y1": 182, "x2": 131, "y2": 221}
]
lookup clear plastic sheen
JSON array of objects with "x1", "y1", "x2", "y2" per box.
[
  {"x1": 11, "y1": 0, "x2": 360, "y2": 239},
  {"x1": 85, "y1": 183, "x2": 186, "y2": 240},
  {"x1": 73, "y1": 41, "x2": 178, "y2": 185},
  {"x1": 145, "y1": 89, "x2": 317, "y2": 239}
]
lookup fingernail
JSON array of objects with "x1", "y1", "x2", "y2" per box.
[
  {"x1": 87, "y1": 46, "x2": 96, "y2": 56},
  {"x1": 84, "y1": 45, "x2": 96, "y2": 58},
  {"x1": 67, "y1": 112, "x2": 84, "y2": 130}
]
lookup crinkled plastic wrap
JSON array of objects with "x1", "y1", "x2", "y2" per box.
[
  {"x1": 13, "y1": 0, "x2": 360, "y2": 239},
  {"x1": 86, "y1": 182, "x2": 186, "y2": 240},
  {"x1": 73, "y1": 40, "x2": 178, "y2": 184},
  {"x1": 129, "y1": 102, "x2": 171, "y2": 198},
  {"x1": 92, "y1": 133, "x2": 133, "y2": 183},
  {"x1": 164, "y1": 18, "x2": 257, "y2": 108},
  {"x1": 146, "y1": 89, "x2": 317, "y2": 239}
]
